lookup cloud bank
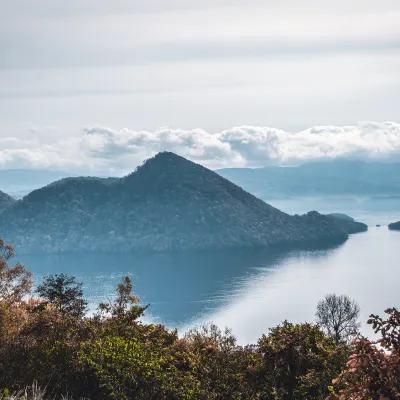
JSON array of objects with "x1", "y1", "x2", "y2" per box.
[{"x1": 0, "y1": 122, "x2": 399, "y2": 175}]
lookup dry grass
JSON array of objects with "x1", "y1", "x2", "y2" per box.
[{"x1": 0, "y1": 382, "x2": 81, "y2": 400}]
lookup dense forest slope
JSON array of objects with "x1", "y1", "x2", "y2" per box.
[
  {"x1": 327, "y1": 213, "x2": 355, "y2": 222},
  {"x1": 0, "y1": 190, "x2": 15, "y2": 212},
  {"x1": 0, "y1": 153, "x2": 367, "y2": 253},
  {"x1": 217, "y1": 160, "x2": 400, "y2": 198},
  {"x1": 388, "y1": 221, "x2": 400, "y2": 230}
]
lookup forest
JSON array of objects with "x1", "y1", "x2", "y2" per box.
[{"x1": 0, "y1": 237, "x2": 399, "y2": 400}]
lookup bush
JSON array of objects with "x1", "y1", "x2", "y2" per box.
[{"x1": 1, "y1": 238, "x2": 398, "y2": 399}]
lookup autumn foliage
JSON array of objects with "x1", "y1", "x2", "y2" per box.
[
  {"x1": 0, "y1": 237, "x2": 398, "y2": 399},
  {"x1": 327, "y1": 308, "x2": 400, "y2": 399}
]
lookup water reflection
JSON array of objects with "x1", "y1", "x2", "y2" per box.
[
  {"x1": 17, "y1": 229, "x2": 399, "y2": 344},
  {"x1": 193, "y1": 228, "x2": 399, "y2": 343},
  {"x1": 19, "y1": 240, "x2": 343, "y2": 325}
]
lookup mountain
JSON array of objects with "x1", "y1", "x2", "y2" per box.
[
  {"x1": 388, "y1": 221, "x2": 400, "y2": 231},
  {"x1": 0, "y1": 169, "x2": 76, "y2": 198},
  {"x1": 217, "y1": 160, "x2": 400, "y2": 199},
  {"x1": 0, "y1": 152, "x2": 367, "y2": 254},
  {"x1": 0, "y1": 190, "x2": 15, "y2": 212},
  {"x1": 327, "y1": 213, "x2": 355, "y2": 222}
]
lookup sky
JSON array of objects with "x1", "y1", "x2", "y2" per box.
[{"x1": 0, "y1": 0, "x2": 399, "y2": 174}]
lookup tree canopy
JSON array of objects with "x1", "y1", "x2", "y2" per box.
[{"x1": 36, "y1": 273, "x2": 87, "y2": 317}]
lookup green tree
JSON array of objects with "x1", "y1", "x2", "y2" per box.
[
  {"x1": 36, "y1": 273, "x2": 87, "y2": 317},
  {"x1": 184, "y1": 323, "x2": 259, "y2": 399},
  {"x1": 97, "y1": 276, "x2": 148, "y2": 333},
  {"x1": 256, "y1": 321, "x2": 347, "y2": 400}
]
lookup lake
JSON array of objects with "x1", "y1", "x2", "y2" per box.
[{"x1": 17, "y1": 225, "x2": 399, "y2": 344}]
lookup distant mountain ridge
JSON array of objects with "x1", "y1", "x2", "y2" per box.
[
  {"x1": 217, "y1": 160, "x2": 400, "y2": 199},
  {"x1": 2, "y1": 159, "x2": 400, "y2": 200},
  {"x1": 0, "y1": 153, "x2": 367, "y2": 254},
  {"x1": 0, "y1": 169, "x2": 76, "y2": 198}
]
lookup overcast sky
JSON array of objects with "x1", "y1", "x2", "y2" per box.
[{"x1": 0, "y1": 0, "x2": 399, "y2": 174}]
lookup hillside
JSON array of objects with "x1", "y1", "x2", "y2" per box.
[
  {"x1": 217, "y1": 160, "x2": 400, "y2": 199},
  {"x1": 327, "y1": 213, "x2": 355, "y2": 222},
  {"x1": 0, "y1": 152, "x2": 367, "y2": 253},
  {"x1": 0, "y1": 190, "x2": 15, "y2": 212},
  {"x1": 388, "y1": 221, "x2": 400, "y2": 231}
]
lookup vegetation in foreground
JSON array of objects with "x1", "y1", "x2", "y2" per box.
[{"x1": 0, "y1": 238, "x2": 399, "y2": 399}]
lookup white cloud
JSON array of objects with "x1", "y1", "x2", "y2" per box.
[{"x1": 0, "y1": 122, "x2": 399, "y2": 174}]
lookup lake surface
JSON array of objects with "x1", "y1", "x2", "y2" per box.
[{"x1": 18, "y1": 226, "x2": 399, "y2": 344}]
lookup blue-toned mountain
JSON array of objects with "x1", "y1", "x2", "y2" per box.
[
  {"x1": 217, "y1": 160, "x2": 400, "y2": 198},
  {"x1": 0, "y1": 153, "x2": 367, "y2": 253}
]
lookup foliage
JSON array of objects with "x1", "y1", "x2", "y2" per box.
[
  {"x1": 79, "y1": 332, "x2": 202, "y2": 399},
  {"x1": 36, "y1": 274, "x2": 87, "y2": 318},
  {"x1": 256, "y1": 321, "x2": 348, "y2": 400},
  {"x1": 0, "y1": 238, "x2": 32, "y2": 306},
  {"x1": 184, "y1": 324, "x2": 260, "y2": 399},
  {"x1": 0, "y1": 238, "x2": 398, "y2": 399},
  {"x1": 316, "y1": 293, "x2": 360, "y2": 344},
  {"x1": 0, "y1": 238, "x2": 32, "y2": 345},
  {"x1": 98, "y1": 276, "x2": 146, "y2": 322},
  {"x1": 328, "y1": 307, "x2": 400, "y2": 400}
]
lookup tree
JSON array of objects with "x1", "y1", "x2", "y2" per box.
[
  {"x1": 328, "y1": 307, "x2": 400, "y2": 399},
  {"x1": 36, "y1": 273, "x2": 87, "y2": 317},
  {"x1": 0, "y1": 238, "x2": 32, "y2": 341},
  {"x1": 98, "y1": 276, "x2": 147, "y2": 321},
  {"x1": 184, "y1": 323, "x2": 259, "y2": 399},
  {"x1": 256, "y1": 321, "x2": 347, "y2": 400},
  {"x1": 0, "y1": 238, "x2": 32, "y2": 306},
  {"x1": 316, "y1": 294, "x2": 360, "y2": 344}
]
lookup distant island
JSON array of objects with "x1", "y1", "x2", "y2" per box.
[
  {"x1": 0, "y1": 152, "x2": 367, "y2": 253},
  {"x1": 388, "y1": 221, "x2": 400, "y2": 231}
]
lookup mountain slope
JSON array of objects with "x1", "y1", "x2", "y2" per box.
[
  {"x1": 0, "y1": 153, "x2": 367, "y2": 253},
  {"x1": 327, "y1": 213, "x2": 355, "y2": 222},
  {"x1": 217, "y1": 160, "x2": 400, "y2": 198},
  {"x1": 0, "y1": 190, "x2": 15, "y2": 212}
]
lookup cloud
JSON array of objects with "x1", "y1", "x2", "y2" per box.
[
  {"x1": 0, "y1": 122, "x2": 399, "y2": 174},
  {"x1": 1, "y1": 1, "x2": 399, "y2": 69}
]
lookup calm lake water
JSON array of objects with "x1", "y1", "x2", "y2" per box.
[{"x1": 17, "y1": 223, "x2": 399, "y2": 344}]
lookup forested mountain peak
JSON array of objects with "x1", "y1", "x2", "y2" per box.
[
  {"x1": 0, "y1": 153, "x2": 367, "y2": 253},
  {"x1": 122, "y1": 152, "x2": 280, "y2": 211}
]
